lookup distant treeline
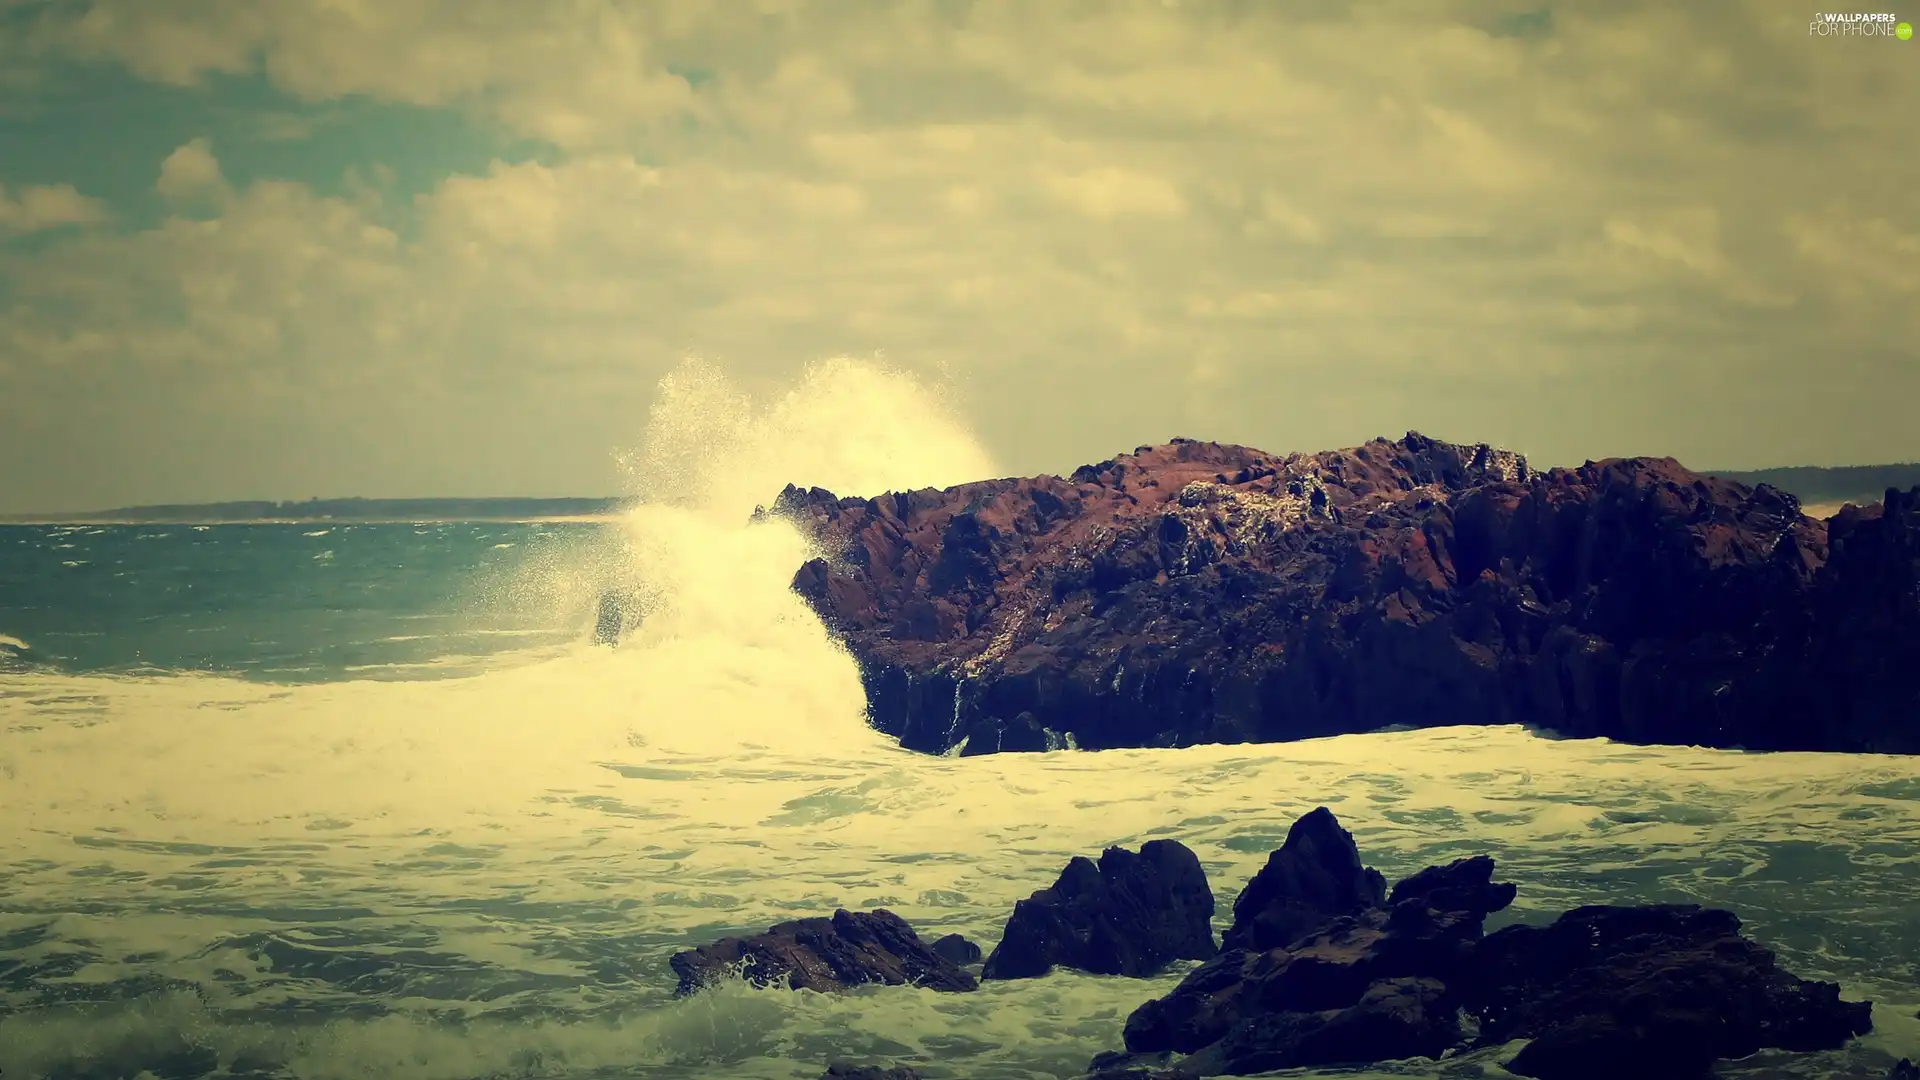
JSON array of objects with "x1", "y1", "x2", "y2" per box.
[
  {"x1": 1708, "y1": 464, "x2": 1920, "y2": 506},
  {"x1": 3, "y1": 496, "x2": 635, "y2": 523}
]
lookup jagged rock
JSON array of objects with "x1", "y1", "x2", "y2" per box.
[
  {"x1": 1176, "y1": 976, "x2": 1459, "y2": 1076},
  {"x1": 929, "y1": 933, "x2": 982, "y2": 965},
  {"x1": 778, "y1": 432, "x2": 1920, "y2": 755},
  {"x1": 1889, "y1": 1058, "x2": 1919, "y2": 1080},
  {"x1": 1106, "y1": 809, "x2": 1870, "y2": 1079},
  {"x1": 1220, "y1": 806, "x2": 1386, "y2": 952},
  {"x1": 668, "y1": 909, "x2": 976, "y2": 996},
  {"x1": 982, "y1": 839, "x2": 1215, "y2": 980},
  {"x1": 1474, "y1": 904, "x2": 1875, "y2": 1080},
  {"x1": 820, "y1": 1066, "x2": 924, "y2": 1080},
  {"x1": 1124, "y1": 849, "x2": 1514, "y2": 1061}
]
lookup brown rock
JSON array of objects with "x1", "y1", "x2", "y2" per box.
[
  {"x1": 668, "y1": 909, "x2": 976, "y2": 996},
  {"x1": 776, "y1": 432, "x2": 1920, "y2": 755}
]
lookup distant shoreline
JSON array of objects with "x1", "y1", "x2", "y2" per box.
[
  {"x1": 0, "y1": 515, "x2": 624, "y2": 526},
  {"x1": 3, "y1": 460, "x2": 1915, "y2": 525},
  {"x1": 0, "y1": 496, "x2": 634, "y2": 526}
]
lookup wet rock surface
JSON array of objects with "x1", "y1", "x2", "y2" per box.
[
  {"x1": 1219, "y1": 805, "x2": 1386, "y2": 952},
  {"x1": 1101, "y1": 808, "x2": 1871, "y2": 1079},
  {"x1": 929, "y1": 932, "x2": 983, "y2": 966},
  {"x1": 777, "y1": 433, "x2": 1920, "y2": 755},
  {"x1": 1475, "y1": 904, "x2": 1875, "y2": 1080},
  {"x1": 983, "y1": 839, "x2": 1215, "y2": 980},
  {"x1": 668, "y1": 909, "x2": 976, "y2": 996}
]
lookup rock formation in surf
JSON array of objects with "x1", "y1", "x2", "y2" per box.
[
  {"x1": 929, "y1": 932, "x2": 983, "y2": 966},
  {"x1": 668, "y1": 908, "x2": 976, "y2": 996},
  {"x1": 1101, "y1": 808, "x2": 1871, "y2": 1080},
  {"x1": 981, "y1": 839, "x2": 1216, "y2": 981},
  {"x1": 1219, "y1": 806, "x2": 1386, "y2": 953},
  {"x1": 774, "y1": 432, "x2": 1920, "y2": 756}
]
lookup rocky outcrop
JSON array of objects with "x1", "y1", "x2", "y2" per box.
[
  {"x1": 668, "y1": 909, "x2": 976, "y2": 996},
  {"x1": 774, "y1": 432, "x2": 1920, "y2": 755},
  {"x1": 982, "y1": 839, "x2": 1215, "y2": 980},
  {"x1": 1105, "y1": 809, "x2": 1871, "y2": 1079},
  {"x1": 929, "y1": 933, "x2": 982, "y2": 966},
  {"x1": 1473, "y1": 904, "x2": 1874, "y2": 1080},
  {"x1": 1220, "y1": 806, "x2": 1385, "y2": 952},
  {"x1": 1798, "y1": 487, "x2": 1920, "y2": 753},
  {"x1": 1122, "y1": 852, "x2": 1516, "y2": 1069}
]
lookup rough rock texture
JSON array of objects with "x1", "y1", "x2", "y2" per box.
[
  {"x1": 1123, "y1": 851, "x2": 1515, "y2": 1067},
  {"x1": 929, "y1": 933, "x2": 982, "y2": 966},
  {"x1": 982, "y1": 839, "x2": 1216, "y2": 980},
  {"x1": 1220, "y1": 806, "x2": 1386, "y2": 952},
  {"x1": 1107, "y1": 809, "x2": 1870, "y2": 1079},
  {"x1": 668, "y1": 909, "x2": 976, "y2": 996},
  {"x1": 1474, "y1": 904, "x2": 1875, "y2": 1080},
  {"x1": 774, "y1": 433, "x2": 1920, "y2": 755}
]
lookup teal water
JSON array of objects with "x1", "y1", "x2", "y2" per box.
[{"x1": 0, "y1": 523, "x2": 616, "y2": 680}]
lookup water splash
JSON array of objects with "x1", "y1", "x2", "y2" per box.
[{"x1": 471, "y1": 355, "x2": 997, "y2": 753}]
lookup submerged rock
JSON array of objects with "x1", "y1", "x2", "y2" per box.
[
  {"x1": 778, "y1": 432, "x2": 1920, "y2": 756},
  {"x1": 1105, "y1": 808, "x2": 1870, "y2": 1079},
  {"x1": 668, "y1": 909, "x2": 977, "y2": 996},
  {"x1": 1084, "y1": 1049, "x2": 1189, "y2": 1080},
  {"x1": 820, "y1": 1066, "x2": 924, "y2": 1080},
  {"x1": 982, "y1": 839, "x2": 1215, "y2": 980},
  {"x1": 929, "y1": 932, "x2": 983, "y2": 966}
]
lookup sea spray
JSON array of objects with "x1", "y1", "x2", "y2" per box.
[{"x1": 6, "y1": 359, "x2": 1920, "y2": 1079}]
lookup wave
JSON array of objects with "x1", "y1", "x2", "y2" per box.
[{"x1": 461, "y1": 356, "x2": 996, "y2": 744}]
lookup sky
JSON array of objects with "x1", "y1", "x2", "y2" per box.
[{"x1": 0, "y1": 0, "x2": 1915, "y2": 513}]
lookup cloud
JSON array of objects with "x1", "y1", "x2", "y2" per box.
[
  {"x1": 0, "y1": 0, "x2": 1915, "y2": 511},
  {"x1": 156, "y1": 137, "x2": 231, "y2": 206},
  {"x1": 0, "y1": 182, "x2": 108, "y2": 233}
]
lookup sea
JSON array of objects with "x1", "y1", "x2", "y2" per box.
[{"x1": 2, "y1": 361, "x2": 1918, "y2": 1080}]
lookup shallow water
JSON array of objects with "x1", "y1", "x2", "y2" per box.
[
  {"x1": 3, "y1": 360, "x2": 1916, "y2": 1079},
  {"x1": 3, "y1": 658, "x2": 1919, "y2": 1079}
]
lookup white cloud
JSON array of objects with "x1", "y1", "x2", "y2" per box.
[
  {"x1": 0, "y1": 182, "x2": 108, "y2": 233},
  {"x1": 0, "y1": 0, "x2": 1916, "y2": 511},
  {"x1": 156, "y1": 137, "x2": 230, "y2": 206}
]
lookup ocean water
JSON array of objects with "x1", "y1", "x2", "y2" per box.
[{"x1": 2, "y1": 360, "x2": 1918, "y2": 1080}]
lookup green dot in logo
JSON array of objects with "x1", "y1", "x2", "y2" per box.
[{"x1": 1899, "y1": 21, "x2": 1914, "y2": 39}]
